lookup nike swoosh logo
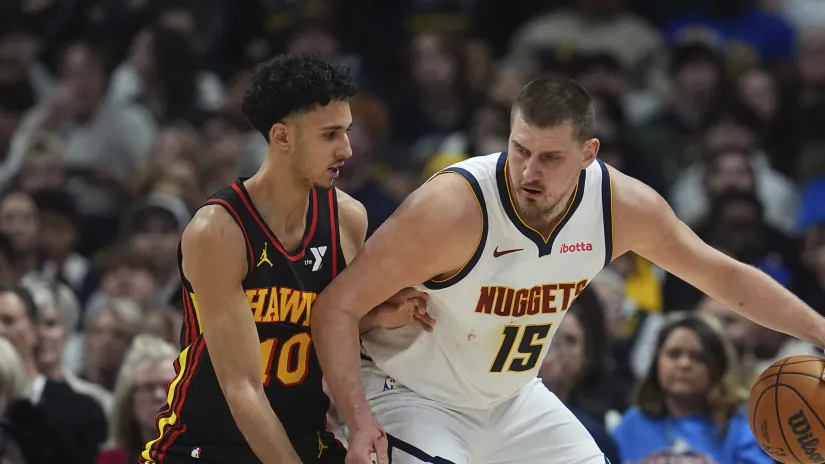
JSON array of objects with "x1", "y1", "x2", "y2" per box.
[{"x1": 493, "y1": 247, "x2": 523, "y2": 258}]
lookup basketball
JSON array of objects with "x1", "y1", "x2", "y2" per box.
[{"x1": 748, "y1": 355, "x2": 825, "y2": 463}]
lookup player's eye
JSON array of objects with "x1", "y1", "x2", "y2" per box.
[{"x1": 324, "y1": 131, "x2": 336, "y2": 140}]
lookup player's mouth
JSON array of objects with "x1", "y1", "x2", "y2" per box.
[
  {"x1": 329, "y1": 162, "x2": 344, "y2": 178},
  {"x1": 521, "y1": 186, "x2": 542, "y2": 199}
]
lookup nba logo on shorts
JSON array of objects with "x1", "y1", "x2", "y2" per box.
[
  {"x1": 383, "y1": 376, "x2": 396, "y2": 391},
  {"x1": 191, "y1": 447, "x2": 201, "y2": 459}
]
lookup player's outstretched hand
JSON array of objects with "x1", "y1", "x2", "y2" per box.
[
  {"x1": 347, "y1": 420, "x2": 389, "y2": 464},
  {"x1": 365, "y1": 287, "x2": 435, "y2": 332}
]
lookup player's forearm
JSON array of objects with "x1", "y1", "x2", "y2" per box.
[
  {"x1": 312, "y1": 308, "x2": 374, "y2": 430},
  {"x1": 717, "y1": 262, "x2": 825, "y2": 347},
  {"x1": 224, "y1": 382, "x2": 303, "y2": 464}
]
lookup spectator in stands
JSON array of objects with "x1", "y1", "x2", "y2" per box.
[
  {"x1": 699, "y1": 190, "x2": 797, "y2": 284},
  {"x1": 94, "y1": 335, "x2": 177, "y2": 464},
  {"x1": 80, "y1": 297, "x2": 143, "y2": 392},
  {"x1": 0, "y1": 335, "x2": 28, "y2": 420},
  {"x1": 670, "y1": 102, "x2": 798, "y2": 234},
  {"x1": 142, "y1": 306, "x2": 181, "y2": 346},
  {"x1": 0, "y1": 284, "x2": 106, "y2": 464},
  {"x1": 15, "y1": 131, "x2": 66, "y2": 193},
  {"x1": 612, "y1": 313, "x2": 771, "y2": 463},
  {"x1": 636, "y1": 42, "x2": 725, "y2": 186},
  {"x1": 33, "y1": 188, "x2": 91, "y2": 298},
  {"x1": 540, "y1": 289, "x2": 632, "y2": 425},
  {"x1": 0, "y1": 18, "x2": 51, "y2": 100},
  {"x1": 390, "y1": 31, "x2": 470, "y2": 165},
  {"x1": 109, "y1": 17, "x2": 224, "y2": 116},
  {"x1": 0, "y1": 335, "x2": 70, "y2": 464},
  {"x1": 663, "y1": 0, "x2": 796, "y2": 69},
  {"x1": 89, "y1": 245, "x2": 160, "y2": 310},
  {"x1": 8, "y1": 34, "x2": 156, "y2": 256},
  {"x1": 0, "y1": 190, "x2": 38, "y2": 279},
  {"x1": 121, "y1": 193, "x2": 190, "y2": 306},
  {"x1": 795, "y1": 29, "x2": 825, "y2": 184},
  {"x1": 735, "y1": 65, "x2": 798, "y2": 178},
  {"x1": 23, "y1": 277, "x2": 112, "y2": 414},
  {"x1": 138, "y1": 26, "x2": 201, "y2": 124},
  {"x1": 667, "y1": 187, "x2": 799, "y2": 310},
  {"x1": 507, "y1": 0, "x2": 666, "y2": 92},
  {"x1": 697, "y1": 294, "x2": 819, "y2": 388}
]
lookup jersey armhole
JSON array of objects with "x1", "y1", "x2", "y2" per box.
[
  {"x1": 201, "y1": 200, "x2": 255, "y2": 281},
  {"x1": 423, "y1": 168, "x2": 488, "y2": 290},
  {"x1": 328, "y1": 188, "x2": 344, "y2": 278},
  {"x1": 597, "y1": 159, "x2": 614, "y2": 267}
]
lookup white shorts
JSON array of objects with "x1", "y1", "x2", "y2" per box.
[{"x1": 356, "y1": 361, "x2": 606, "y2": 464}]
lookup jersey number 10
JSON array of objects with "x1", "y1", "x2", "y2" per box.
[
  {"x1": 259, "y1": 334, "x2": 312, "y2": 386},
  {"x1": 490, "y1": 323, "x2": 553, "y2": 373}
]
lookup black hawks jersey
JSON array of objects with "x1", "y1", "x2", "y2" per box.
[{"x1": 141, "y1": 179, "x2": 347, "y2": 464}]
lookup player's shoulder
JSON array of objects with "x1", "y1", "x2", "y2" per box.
[
  {"x1": 334, "y1": 188, "x2": 368, "y2": 244},
  {"x1": 334, "y1": 188, "x2": 367, "y2": 222},
  {"x1": 182, "y1": 205, "x2": 246, "y2": 256},
  {"x1": 393, "y1": 165, "x2": 484, "y2": 237}
]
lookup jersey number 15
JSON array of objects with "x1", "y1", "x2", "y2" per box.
[{"x1": 490, "y1": 323, "x2": 553, "y2": 373}]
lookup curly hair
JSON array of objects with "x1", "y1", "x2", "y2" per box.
[{"x1": 241, "y1": 52, "x2": 357, "y2": 141}]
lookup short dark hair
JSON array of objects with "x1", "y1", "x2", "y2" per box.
[
  {"x1": 511, "y1": 74, "x2": 596, "y2": 142},
  {"x1": 241, "y1": 52, "x2": 357, "y2": 141},
  {"x1": 0, "y1": 284, "x2": 37, "y2": 323},
  {"x1": 31, "y1": 189, "x2": 80, "y2": 229}
]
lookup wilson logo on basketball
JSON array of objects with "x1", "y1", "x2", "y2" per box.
[
  {"x1": 559, "y1": 241, "x2": 593, "y2": 254},
  {"x1": 788, "y1": 410, "x2": 824, "y2": 462}
]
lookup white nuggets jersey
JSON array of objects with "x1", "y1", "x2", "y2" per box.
[{"x1": 360, "y1": 152, "x2": 613, "y2": 409}]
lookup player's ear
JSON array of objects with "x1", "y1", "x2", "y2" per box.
[
  {"x1": 581, "y1": 138, "x2": 599, "y2": 168},
  {"x1": 269, "y1": 122, "x2": 290, "y2": 150}
]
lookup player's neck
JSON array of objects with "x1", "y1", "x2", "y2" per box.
[
  {"x1": 531, "y1": 186, "x2": 577, "y2": 237},
  {"x1": 245, "y1": 162, "x2": 312, "y2": 237}
]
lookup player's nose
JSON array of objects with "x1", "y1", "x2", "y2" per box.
[
  {"x1": 521, "y1": 156, "x2": 542, "y2": 183},
  {"x1": 337, "y1": 139, "x2": 353, "y2": 160}
]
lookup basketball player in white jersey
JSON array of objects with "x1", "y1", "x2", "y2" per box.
[{"x1": 312, "y1": 75, "x2": 825, "y2": 464}]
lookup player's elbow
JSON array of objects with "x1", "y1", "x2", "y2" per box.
[
  {"x1": 222, "y1": 376, "x2": 265, "y2": 412},
  {"x1": 310, "y1": 292, "x2": 359, "y2": 338},
  {"x1": 312, "y1": 289, "x2": 353, "y2": 322}
]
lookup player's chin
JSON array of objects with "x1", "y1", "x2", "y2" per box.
[{"x1": 315, "y1": 171, "x2": 337, "y2": 188}]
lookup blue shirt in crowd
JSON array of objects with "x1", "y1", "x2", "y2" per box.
[
  {"x1": 612, "y1": 406, "x2": 774, "y2": 464},
  {"x1": 665, "y1": 8, "x2": 795, "y2": 63}
]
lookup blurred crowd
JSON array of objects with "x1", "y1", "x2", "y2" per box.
[{"x1": 0, "y1": 0, "x2": 824, "y2": 463}]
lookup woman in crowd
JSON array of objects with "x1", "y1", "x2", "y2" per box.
[
  {"x1": 611, "y1": 313, "x2": 772, "y2": 463},
  {"x1": 81, "y1": 296, "x2": 144, "y2": 392},
  {"x1": 94, "y1": 334, "x2": 177, "y2": 464}
]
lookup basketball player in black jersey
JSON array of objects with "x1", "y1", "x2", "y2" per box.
[{"x1": 140, "y1": 53, "x2": 433, "y2": 464}]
